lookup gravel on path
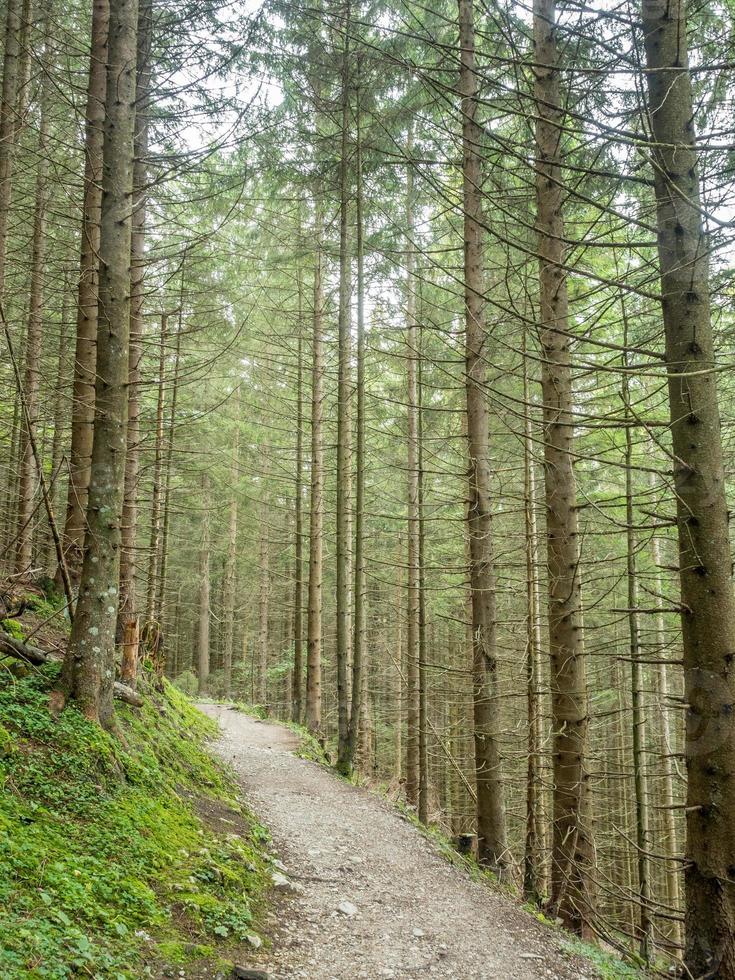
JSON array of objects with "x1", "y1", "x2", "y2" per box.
[{"x1": 197, "y1": 703, "x2": 594, "y2": 980}]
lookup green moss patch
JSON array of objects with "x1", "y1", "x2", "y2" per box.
[
  {"x1": 1, "y1": 617, "x2": 26, "y2": 640},
  {"x1": 0, "y1": 665, "x2": 272, "y2": 979}
]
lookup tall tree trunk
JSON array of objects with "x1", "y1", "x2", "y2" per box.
[
  {"x1": 145, "y1": 313, "x2": 167, "y2": 623},
  {"x1": 197, "y1": 476, "x2": 210, "y2": 696},
  {"x1": 458, "y1": 0, "x2": 508, "y2": 875},
  {"x1": 1, "y1": 0, "x2": 29, "y2": 570},
  {"x1": 612, "y1": 647, "x2": 636, "y2": 937},
  {"x1": 292, "y1": 276, "x2": 304, "y2": 722},
  {"x1": 641, "y1": 3, "x2": 735, "y2": 973},
  {"x1": 405, "y1": 135, "x2": 421, "y2": 808},
  {"x1": 119, "y1": 0, "x2": 152, "y2": 652},
  {"x1": 335, "y1": 16, "x2": 353, "y2": 774},
  {"x1": 649, "y1": 505, "x2": 683, "y2": 952},
  {"x1": 13, "y1": 0, "x2": 32, "y2": 135},
  {"x1": 533, "y1": 0, "x2": 592, "y2": 931},
  {"x1": 155, "y1": 307, "x2": 182, "y2": 623},
  {"x1": 0, "y1": 0, "x2": 22, "y2": 297},
  {"x1": 222, "y1": 386, "x2": 240, "y2": 700},
  {"x1": 305, "y1": 201, "x2": 324, "y2": 735},
  {"x1": 523, "y1": 338, "x2": 545, "y2": 901},
  {"x1": 47, "y1": 293, "x2": 70, "y2": 573},
  {"x1": 622, "y1": 371, "x2": 652, "y2": 961},
  {"x1": 2, "y1": 386, "x2": 21, "y2": 564},
  {"x1": 62, "y1": 0, "x2": 138, "y2": 727},
  {"x1": 394, "y1": 535, "x2": 403, "y2": 782},
  {"x1": 16, "y1": 14, "x2": 52, "y2": 574},
  {"x1": 348, "y1": 97, "x2": 366, "y2": 767},
  {"x1": 59, "y1": 0, "x2": 109, "y2": 582},
  {"x1": 257, "y1": 453, "x2": 270, "y2": 709},
  {"x1": 417, "y1": 336, "x2": 429, "y2": 825}
]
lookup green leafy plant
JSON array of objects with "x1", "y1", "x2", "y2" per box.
[
  {"x1": 0, "y1": 665, "x2": 272, "y2": 979},
  {"x1": 1, "y1": 618, "x2": 25, "y2": 640}
]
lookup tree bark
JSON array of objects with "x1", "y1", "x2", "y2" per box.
[
  {"x1": 222, "y1": 386, "x2": 239, "y2": 700},
  {"x1": 145, "y1": 312, "x2": 168, "y2": 623},
  {"x1": 305, "y1": 200, "x2": 324, "y2": 736},
  {"x1": 292, "y1": 273, "x2": 304, "y2": 722},
  {"x1": 458, "y1": 0, "x2": 508, "y2": 875},
  {"x1": 197, "y1": 476, "x2": 210, "y2": 696},
  {"x1": 59, "y1": 0, "x2": 109, "y2": 583},
  {"x1": 622, "y1": 370, "x2": 652, "y2": 961},
  {"x1": 2, "y1": 634, "x2": 143, "y2": 706},
  {"x1": 394, "y1": 535, "x2": 403, "y2": 782},
  {"x1": 0, "y1": 0, "x2": 22, "y2": 296},
  {"x1": 533, "y1": 0, "x2": 592, "y2": 931},
  {"x1": 348, "y1": 95, "x2": 366, "y2": 768},
  {"x1": 47, "y1": 293, "x2": 70, "y2": 573},
  {"x1": 256, "y1": 452, "x2": 271, "y2": 709},
  {"x1": 405, "y1": 134, "x2": 421, "y2": 808},
  {"x1": 119, "y1": 0, "x2": 152, "y2": 655},
  {"x1": 12, "y1": 0, "x2": 31, "y2": 139},
  {"x1": 155, "y1": 306, "x2": 182, "y2": 623},
  {"x1": 641, "y1": 2, "x2": 735, "y2": 973},
  {"x1": 16, "y1": 12, "x2": 53, "y2": 574},
  {"x1": 523, "y1": 337, "x2": 545, "y2": 901},
  {"x1": 335, "y1": 15, "x2": 353, "y2": 774},
  {"x1": 417, "y1": 337, "x2": 429, "y2": 825},
  {"x1": 62, "y1": 0, "x2": 138, "y2": 728},
  {"x1": 649, "y1": 499, "x2": 683, "y2": 951}
]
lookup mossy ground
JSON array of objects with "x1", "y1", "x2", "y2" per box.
[{"x1": 0, "y1": 663, "x2": 273, "y2": 979}]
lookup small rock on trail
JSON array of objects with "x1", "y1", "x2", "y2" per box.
[{"x1": 198, "y1": 703, "x2": 590, "y2": 980}]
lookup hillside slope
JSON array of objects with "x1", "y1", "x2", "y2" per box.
[{"x1": 0, "y1": 663, "x2": 273, "y2": 979}]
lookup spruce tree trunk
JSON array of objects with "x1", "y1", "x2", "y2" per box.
[
  {"x1": 394, "y1": 535, "x2": 403, "y2": 782},
  {"x1": 641, "y1": 2, "x2": 735, "y2": 973},
  {"x1": 145, "y1": 312, "x2": 167, "y2": 623},
  {"x1": 305, "y1": 202, "x2": 324, "y2": 735},
  {"x1": 405, "y1": 139, "x2": 421, "y2": 808},
  {"x1": 623, "y1": 371, "x2": 652, "y2": 961},
  {"x1": 533, "y1": 0, "x2": 592, "y2": 931},
  {"x1": 458, "y1": 0, "x2": 508, "y2": 875},
  {"x1": 197, "y1": 476, "x2": 210, "y2": 696},
  {"x1": 348, "y1": 112, "x2": 366, "y2": 766},
  {"x1": 155, "y1": 309, "x2": 182, "y2": 623},
  {"x1": 59, "y1": 0, "x2": 109, "y2": 582},
  {"x1": 0, "y1": 0, "x2": 24, "y2": 566},
  {"x1": 13, "y1": 0, "x2": 32, "y2": 140},
  {"x1": 119, "y1": 0, "x2": 152, "y2": 648},
  {"x1": 523, "y1": 339, "x2": 544, "y2": 901},
  {"x1": 649, "y1": 507, "x2": 682, "y2": 951},
  {"x1": 47, "y1": 295, "x2": 70, "y2": 573},
  {"x1": 335, "y1": 19, "x2": 353, "y2": 773},
  {"x1": 257, "y1": 456, "x2": 270, "y2": 709},
  {"x1": 16, "y1": 15, "x2": 52, "y2": 574},
  {"x1": 63, "y1": 0, "x2": 138, "y2": 727},
  {"x1": 292, "y1": 282, "x2": 304, "y2": 722},
  {"x1": 417, "y1": 344, "x2": 429, "y2": 825},
  {"x1": 0, "y1": 0, "x2": 22, "y2": 296},
  {"x1": 2, "y1": 388, "x2": 21, "y2": 564},
  {"x1": 222, "y1": 386, "x2": 239, "y2": 700}
]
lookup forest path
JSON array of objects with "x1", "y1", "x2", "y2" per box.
[{"x1": 198, "y1": 703, "x2": 591, "y2": 980}]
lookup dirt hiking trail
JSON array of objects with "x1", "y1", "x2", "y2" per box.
[{"x1": 198, "y1": 703, "x2": 595, "y2": 980}]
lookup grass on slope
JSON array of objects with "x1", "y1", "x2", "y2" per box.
[{"x1": 0, "y1": 663, "x2": 273, "y2": 979}]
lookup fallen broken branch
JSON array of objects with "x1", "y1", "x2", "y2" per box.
[{"x1": 0, "y1": 633, "x2": 144, "y2": 707}]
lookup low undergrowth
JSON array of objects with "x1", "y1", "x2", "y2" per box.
[{"x1": 0, "y1": 663, "x2": 272, "y2": 979}]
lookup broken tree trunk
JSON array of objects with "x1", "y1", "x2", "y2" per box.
[{"x1": 1, "y1": 634, "x2": 143, "y2": 707}]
